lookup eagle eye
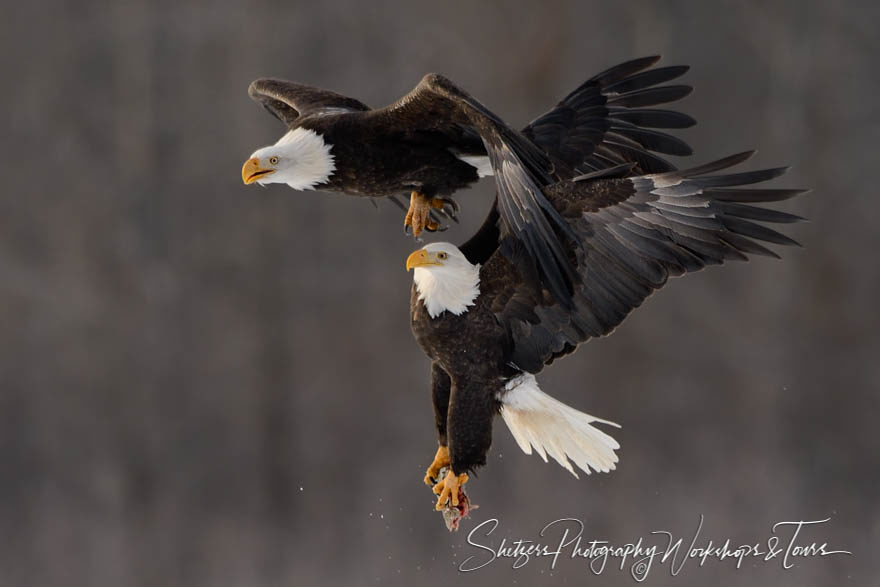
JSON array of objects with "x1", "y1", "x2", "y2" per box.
[
  {"x1": 437, "y1": 252, "x2": 448, "y2": 260},
  {"x1": 269, "y1": 156, "x2": 279, "y2": 165}
]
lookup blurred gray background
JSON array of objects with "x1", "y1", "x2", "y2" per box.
[{"x1": 1, "y1": 1, "x2": 877, "y2": 585}]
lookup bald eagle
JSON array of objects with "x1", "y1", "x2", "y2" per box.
[
  {"x1": 243, "y1": 57, "x2": 695, "y2": 304},
  {"x1": 406, "y1": 152, "x2": 804, "y2": 510}
]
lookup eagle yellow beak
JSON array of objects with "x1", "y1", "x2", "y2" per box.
[
  {"x1": 406, "y1": 249, "x2": 443, "y2": 270},
  {"x1": 242, "y1": 157, "x2": 275, "y2": 184}
]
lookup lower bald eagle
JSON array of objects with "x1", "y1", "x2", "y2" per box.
[
  {"x1": 242, "y1": 57, "x2": 695, "y2": 305},
  {"x1": 406, "y1": 152, "x2": 804, "y2": 510}
]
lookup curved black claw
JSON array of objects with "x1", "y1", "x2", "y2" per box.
[
  {"x1": 427, "y1": 209, "x2": 451, "y2": 232},
  {"x1": 435, "y1": 197, "x2": 460, "y2": 223}
]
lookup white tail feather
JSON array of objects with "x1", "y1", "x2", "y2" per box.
[{"x1": 498, "y1": 374, "x2": 620, "y2": 478}]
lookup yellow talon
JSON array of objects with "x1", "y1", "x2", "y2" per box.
[
  {"x1": 432, "y1": 470, "x2": 468, "y2": 510},
  {"x1": 424, "y1": 445, "x2": 450, "y2": 485},
  {"x1": 404, "y1": 191, "x2": 443, "y2": 236}
]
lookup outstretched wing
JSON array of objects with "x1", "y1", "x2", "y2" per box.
[
  {"x1": 248, "y1": 78, "x2": 370, "y2": 127},
  {"x1": 364, "y1": 74, "x2": 578, "y2": 306},
  {"x1": 462, "y1": 57, "x2": 695, "y2": 268},
  {"x1": 482, "y1": 152, "x2": 806, "y2": 373},
  {"x1": 523, "y1": 56, "x2": 695, "y2": 175}
]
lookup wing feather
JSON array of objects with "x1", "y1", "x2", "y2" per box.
[
  {"x1": 523, "y1": 57, "x2": 696, "y2": 176},
  {"x1": 248, "y1": 78, "x2": 370, "y2": 126},
  {"x1": 480, "y1": 152, "x2": 805, "y2": 373}
]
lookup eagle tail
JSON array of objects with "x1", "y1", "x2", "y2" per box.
[{"x1": 498, "y1": 374, "x2": 620, "y2": 478}]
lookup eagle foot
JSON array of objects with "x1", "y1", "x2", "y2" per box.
[
  {"x1": 404, "y1": 192, "x2": 457, "y2": 237},
  {"x1": 432, "y1": 469, "x2": 469, "y2": 511},
  {"x1": 434, "y1": 466, "x2": 476, "y2": 532},
  {"x1": 431, "y1": 196, "x2": 460, "y2": 222},
  {"x1": 424, "y1": 445, "x2": 450, "y2": 486}
]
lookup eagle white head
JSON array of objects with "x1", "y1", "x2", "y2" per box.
[
  {"x1": 241, "y1": 128, "x2": 336, "y2": 190},
  {"x1": 406, "y1": 242, "x2": 481, "y2": 318}
]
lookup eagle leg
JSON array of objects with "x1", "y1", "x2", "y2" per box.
[
  {"x1": 423, "y1": 444, "x2": 450, "y2": 486},
  {"x1": 404, "y1": 191, "x2": 450, "y2": 237},
  {"x1": 432, "y1": 469, "x2": 469, "y2": 511}
]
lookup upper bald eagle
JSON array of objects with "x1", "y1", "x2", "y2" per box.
[
  {"x1": 243, "y1": 57, "x2": 695, "y2": 305},
  {"x1": 406, "y1": 152, "x2": 804, "y2": 511}
]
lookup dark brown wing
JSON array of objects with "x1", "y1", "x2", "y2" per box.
[
  {"x1": 248, "y1": 78, "x2": 370, "y2": 127},
  {"x1": 522, "y1": 56, "x2": 695, "y2": 175},
  {"x1": 462, "y1": 57, "x2": 695, "y2": 269},
  {"x1": 482, "y1": 151, "x2": 806, "y2": 373},
  {"x1": 364, "y1": 74, "x2": 579, "y2": 306}
]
